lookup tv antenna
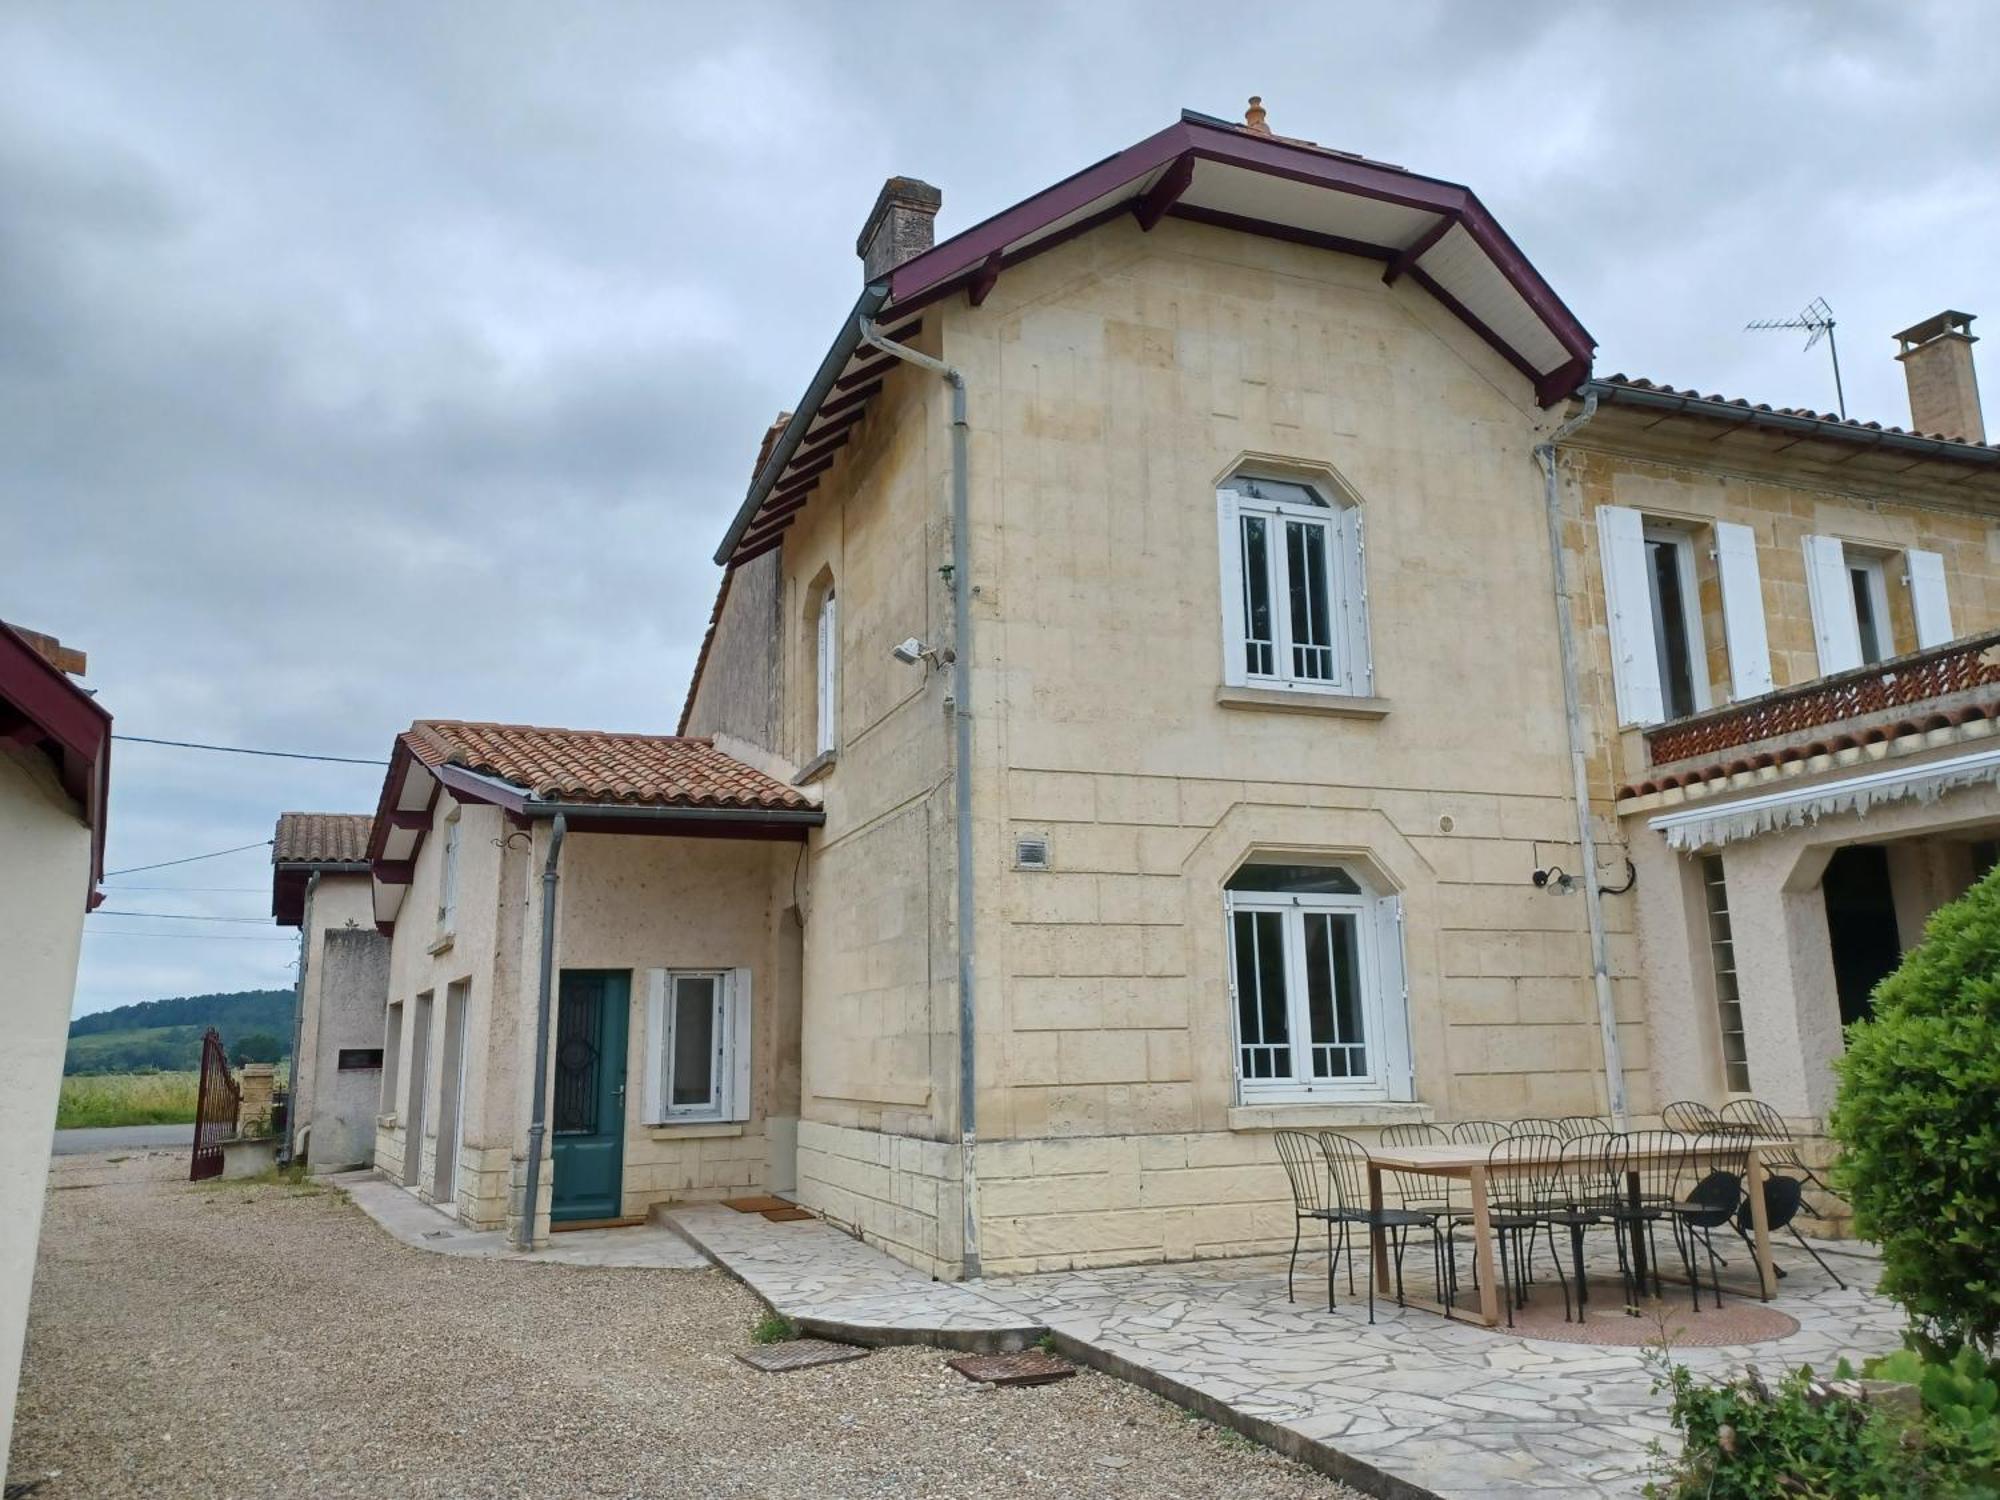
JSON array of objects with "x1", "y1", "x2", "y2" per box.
[{"x1": 1746, "y1": 296, "x2": 1846, "y2": 418}]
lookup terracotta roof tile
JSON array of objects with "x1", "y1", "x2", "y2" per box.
[
  {"x1": 273, "y1": 811, "x2": 374, "y2": 865},
  {"x1": 404, "y1": 721, "x2": 809, "y2": 811},
  {"x1": 1599, "y1": 375, "x2": 2000, "y2": 452}
]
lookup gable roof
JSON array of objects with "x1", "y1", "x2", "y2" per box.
[
  {"x1": 713, "y1": 108, "x2": 1596, "y2": 570},
  {"x1": 0, "y1": 620, "x2": 111, "y2": 906},
  {"x1": 270, "y1": 810, "x2": 373, "y2": 924}
]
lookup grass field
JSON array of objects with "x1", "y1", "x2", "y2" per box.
[{"x1": 55, "y1": 1071, "x2": 202, "y2": 1129}]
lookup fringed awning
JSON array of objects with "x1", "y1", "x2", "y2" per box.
[{"x1": 1648, "y1": 744, "x2": 2000, "y2": 852}]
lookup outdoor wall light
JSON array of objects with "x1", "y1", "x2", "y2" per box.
[
  {"x1": 1531, "y1": 864, "x2": 1578, "y2": 895},
  {"x1": 891, "y1": 637, "x2": 955, "y2": 671}
]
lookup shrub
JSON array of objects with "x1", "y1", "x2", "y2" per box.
[
  {"x1": 750, "y1": 1312, "x2": 797, "y2": 1345},
  {"x1": 1869, "y1": 1344, "x2": 2000, "y2": 1492},
  {"x1": 231, "y1": 1032, "x2": 286, "y2": 1066},
  {"x1": 1830, "y1": 863, "x2": 2000, "y2": 1358}
]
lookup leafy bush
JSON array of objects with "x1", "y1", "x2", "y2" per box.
[
  {"x1": 1870, "y1": 1344, "x2": 2000, "y2": 1492},
  {"x1": 750, "y1": 1312, "x2": 797, "y2": 1345},
  {"x1": 1830, "y1": 863, "x2": 2000, "y2": 1358},
  {"x1": 231, "y1": 1032, "x2": 286, "y2": 1066}
]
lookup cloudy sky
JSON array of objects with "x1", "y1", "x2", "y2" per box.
[{"x1": 6, "y1": 2, "x2": 1996, "y2": 1017}]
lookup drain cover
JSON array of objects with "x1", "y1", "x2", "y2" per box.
[
  {"x1": 762, "y1": 1207, "x2": 814, "y2": 1222},
  {"x1": 737, "y1": 1339, "x2": 869, "y2": 1373},
  {"x1": 723, "y1": 1195, "x2": 793, "y2": 1213},
  {"x1": 947, "y1": 1350, "x2": 1076, "y2": 1387}
]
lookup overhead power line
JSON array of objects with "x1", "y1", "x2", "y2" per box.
[
  {"x1": 91, "y1": 910, "x2": 273, "y2": 924},
  {"x1": 113, "y1": 734, "x2": 387, "y2": 766},
  {"x1": 98, "y1": 884, "x2": 269, "y2": 893},
  {"x1": 84, "y1": 929, "x2": 296, "y2": 943},
  {"x1": 103, "y1": 839, "x2": 273, "y2": 878}
]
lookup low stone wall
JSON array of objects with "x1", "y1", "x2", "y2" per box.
[{"x1": 794, "y1": 1119, "x2": 962, "y2": 1280}]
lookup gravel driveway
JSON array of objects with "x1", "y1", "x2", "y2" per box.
[{"x1": 10, "y1": 1151, "x2": 1359, "y2": 1500}]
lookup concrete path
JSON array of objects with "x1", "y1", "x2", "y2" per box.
[
  {"x1": 663, "y1": 1202, "x2": 1042, "y2": 1352},
  {"x1": 328, "y1": 1170, "x2": 707, "y2": 1269},
  {"x1": 51, "y1": 1124, "x2": 190, "y2": 1155}
]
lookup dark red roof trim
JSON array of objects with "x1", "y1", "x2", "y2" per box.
[{"x1": 0, "y1": 621, "x2": 110, "y2": 905}]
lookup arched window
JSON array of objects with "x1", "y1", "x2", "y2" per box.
[
  {"x1": 814, "y1": 587, "x2": 838, "y2": 757},
  {"x1": 1217, "y1": 471, "x2": 1372, "y2": 696},
  {"x1": 1224, "y1": 858, "x2": 1411, "y2": 1102}
]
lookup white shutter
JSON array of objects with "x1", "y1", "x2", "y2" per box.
[
  {"x1": 728, "y1": 966, "x2": 753, "y2": 1122},
  {"x1": 1375, "y1": 896, "x2": 1414, "y2": 1103},
  {"x1": 1216, "y1": 490, "x2": 1247, "y2": 687},
  {"x1": 815, "y1": 594, "x2": 837, "y2": 753},
  {"x1": 1348, "y1": 509, "x2": 1375, "y2": 695},
  {"x1": 641, "y1": 968, "x2": 667, "y2": 1124},
  {"x1": 1713, "y1": 521, "x2": 1774, "y2": 700},
  {"x1": 1802, "y1": 534, "x2": 1863, "y2": 675},
  {"x1": 1907, "y1": 549, "x2": 1954, "y2": 648},
  {"x1": 1597, "y1": 506, "x2": 1664, "y2": 726}
]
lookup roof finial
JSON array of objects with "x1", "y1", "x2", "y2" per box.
[{"x1": 1244, "y1": 95, "x2": 1270, "y2": 135}]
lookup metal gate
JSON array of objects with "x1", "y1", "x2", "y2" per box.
[{"x1": 190, "y1": 1027, "x2": 240, "y2": 1182}]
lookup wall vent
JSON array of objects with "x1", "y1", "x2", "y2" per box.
[{"x1": 1014, "y1": 834, "x2": 1051, "y2": 871}]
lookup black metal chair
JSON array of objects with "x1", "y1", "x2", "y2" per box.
[
  {"x1": 1381, "y1": 1121, "x2": 1457, "y2": 1307},
  {"x1": 1661, "y1": 1099, "x2": 1722, "y2": 1134},
  {"x1": 1274, "y1": 1129, "x2": 1341, "y2": 1310},
  {"x1": 1717, "y1": 1097, "x2": 1837, "y2": 1198},
  {"x1": 1601, "y1": 1129, "x2": 1695, "y2": 1309},
  {"x1": 1734, "y1": 1173, "x2": 1848, "y2": 1290},
  {"x1": 1451, "y1": 1118, "x2": 1508, "y2": 1145},
  {"x1": 1476, "y1": 1133, "x2": 1597, "y2": 1325},
  {"x1": 1318, "y1": 1131, "x2": 1435, "y2": 1324},
  {"x1": 1510, "y1": 1116, "x2": 1565, "y2": 1138},
  {"x1": 1668, "y1": 1133, "x2": 1749, "y2": 1310},
  {"x1": 1556, "y1": 1115, "x2": 1613, "y2": 1140}
]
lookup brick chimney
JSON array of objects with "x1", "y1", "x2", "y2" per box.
[
  {"x1": 1894, "y1": 311, "x2": 1985, "y2": 443},
  {"x1": 857, "y1": 177, "x2": 941, "y2": 282}
]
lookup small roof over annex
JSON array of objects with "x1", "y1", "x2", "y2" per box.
[
  {"x1": 366, "y1": 720, "x2": 821, "y2": 928},
  {"x1": 0, "y1": 620, "x2": 111, "y2": 907},
  {"x1": 270, "y1": 811, "x2": 374, "y2": 925},
  {"x1": 714, "y1": 102, "x2": 1597, "y2": 570}
]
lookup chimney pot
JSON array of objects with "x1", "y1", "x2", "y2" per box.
[
  {"x1": 1893, "y1": 310, "x2": 1984, "y2": 443},
  {"x1": 1244, "y1": 95, "x2": 1271, "y2": 135},
  {"x1": 857, "y1": 176, "x2": 942, "y2": 282}
]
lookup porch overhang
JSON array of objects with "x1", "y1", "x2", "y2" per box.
[{"x1": 271, "y1": 860, "x2": 370, "y2": 926}]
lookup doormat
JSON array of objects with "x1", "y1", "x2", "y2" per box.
[
  {"x1": 761, "y1": 1207, "x2": 814, "y2": 1222},
  {"x1": 947, "y1": 1350, "x2": 1076, "y2": 1387},
  {"x1": 723, "y1": 1195, "x2": 793, "y2": 1213},
  {"x1": 737, "y1": 1339, "x2": 869, "y2": 1373}
]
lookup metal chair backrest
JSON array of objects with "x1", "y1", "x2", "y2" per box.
[
  {"x1": 1510, "y1": 1116, "x2": 1564, "y2": 1138},
  {"x1": 1557, "y1": 1115, "x2": 1613, "y2": 1140},
  {"x1": 1736, "y1": 1173, "x2": 1806, "y2": 1234},
  {"x1": 1717, "y1": 1098, "x2": 1808, "y2": 1170},
  {"x1": 1381, "y1": 1121, "x2": 1452, "y2": 1211},
  {"x1": 1679, "y1": 1132, "x2": 1748, "y2": 1226},
  {"x1": 1662, "y1": 1099, "x2": 1722, "y2": 1134},
  {"x1": 1316, "y1": 1131, "x2": 1374, "y2": 1214},
  {"x1": 1559, "y1": 1132, "x2": 1618, "y2": 1209},
  {"x1": 1273, "y1": 1130, "x2": 1333, "y2": 1218},
  {"x1": 1452, "y1": 1119, "x2": 1508, "y2": 1145},
  {"x1": 1490, "y1": 1133, "x2": 1567, "y2": 1213},
  {"x1": 1604, "y1": 1128, "x2": 1687, "y2": 1207}
]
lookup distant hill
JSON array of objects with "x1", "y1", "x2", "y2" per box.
[{"x1": 66, "y1": 989, "x2": 293, "y2": 1075}]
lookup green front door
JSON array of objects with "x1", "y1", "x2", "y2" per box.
[{"x1": 549, "y1": 970, "x2": 629, "y2": 1223}]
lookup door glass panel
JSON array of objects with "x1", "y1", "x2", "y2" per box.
[
  {"x1": 671, "y1": 976, "x2": 718, "y2": 1108},
  {"x1": 1240, "y1": 516, "x2": 1274, "y2": 676},
  {"x1": 1286, "y1": 520, "x2": 1334, "y2": 681},
  {"x1": 553, "y1": 982, "x2": 601, "y2": 1135},
  {"x1": 1302, "y1": 912, "x2": 1366, "y2": 1079},
  {"x1": 1232, "y1": 910, "x2": 1290, "y2": 1079},
  {"x1": 1648, "y1": 537, "x2": 1698, "y2": 719},
  {"x1": 1850, "y1": 566, "x2": 1884, "y2": 664},
  {"x1": 1227, "y1": 863, "x2": 1361, "y2": 894}
]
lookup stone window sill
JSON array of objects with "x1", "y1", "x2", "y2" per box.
[
  {"x1": 1227, "y1": 1101, "x2": 1434, "y2": 1131},
  {"x1": 1215, "y1": 685, "x2": 1391, "y2": 719},
  {"x1": 642, "y1": 1121, "x2": 745, "y2": 1141},
  {"x1": 377, "y1": 1113, "x2": 399, "y2": 1129},
  {"x1": 795, "y1": 749, "x2": 838, "y2": 786},
  {"x1": 428, "y1": 932, "x2": 455, "y2": 956}
]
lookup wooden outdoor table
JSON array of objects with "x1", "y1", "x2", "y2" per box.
[{"x1": 1364, "y1": 1137, "x2": 1780, "y2": 1326}]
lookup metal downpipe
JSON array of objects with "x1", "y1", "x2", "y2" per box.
[
  {"x1": 858, "y1": 315, "x2": 981, "y2": 1278},
  {"x1": 516, "y1": 811, "x2": 566, "y2": 1250},
  {"x1": 1533, "y1": 391, "x2": 1629, "y2": 1126}
]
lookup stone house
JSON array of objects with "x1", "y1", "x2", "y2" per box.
[
  {"x1": 0, "y1": 622, "x2": 109, "y2": 1487},
  {"x1": 271, "y1": 812, "x2": 388, "y2": 1170},
  {"x1": 360, "y1": 104, "x2": 1998, "y2": 1278}
]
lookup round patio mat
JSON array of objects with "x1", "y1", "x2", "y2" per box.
[{"x1": 1463, "y1": 1284, "x2": 1799, "y2": 1347}]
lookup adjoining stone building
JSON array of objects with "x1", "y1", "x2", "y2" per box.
[
  {"x1": 272, "y1": 812, "x2": 388, "y2": 1170},
  {"x1": 359, "y1": 102, "x2": 1998, "y2": 1278},
  {"x1": 0, "y1": 623, "x2": 109, "y2": 1489}
]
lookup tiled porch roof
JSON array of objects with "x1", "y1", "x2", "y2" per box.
[
  {"x1": 272, "y1": 811, "x2": 373, "y2": 866},
  {"x1": 402, "y1": 720, "x2": 811, "y2": 812}
]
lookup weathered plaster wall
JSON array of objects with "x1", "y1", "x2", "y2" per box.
[
  {"x1": 684, "y1": 548, "x2": 783, "y2": 749},
  {"x1": 0, "y1": 746, "x2": 90, "y2": 1484},
  {"x1": 294, "y1": 872, "x2": 379, "y2": 1167},
  {"x1": 312, "y1": 924, "x2": 391, "y2": 1169}
]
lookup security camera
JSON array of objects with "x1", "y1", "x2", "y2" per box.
[{"x1": 892, "y1": 637, "x2": 926, "y2": 665}]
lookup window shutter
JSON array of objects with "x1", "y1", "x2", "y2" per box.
[
  {"x1": 1216, "y1": 490, "x2": 1247, "y2": 687},
  {"x1": 1907, "y1": 549, "x2": 1953, "y2": 648},
  {"x1": 1713, "y1": 521, "x2": 1774, "y2": 700},
  {"x1": 1349, "y1": 509, "x2": 1375, "y2": 695},
  {"x1": 641, "y1": 968, "x2": 667, "y2": 1125},
  {"x1": 1375, "y1": 896, "x2": 1414, "y2": 1103},
  {"x1": 728, "y1": 967, "x2": 753, "y2": 1122},
  {"x1": 1802, "y1": 534, "x2": 1863, "y2": 674},
  {"x1": 1596, "y1": 506, "x2": 1664, "y2": 726},
  {"x1": 816, "y1": 594, "x2": 837, "y2": 753}
]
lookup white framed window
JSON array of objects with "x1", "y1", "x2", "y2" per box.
[
  {"x1": 1217, "y1": 475, "x2": 1371, "y2": 695},
  {"x1": 1224, "y1": 861, "x2": 1412, "y2": 1103},
  {"x1": 642, "y1": 967, "x2": 752, "y2": 1123},
  {"x1": 1847, "y1": 552, "x2": 1892, "y2": 665},
  {"x1": 436, "y1": 812, "x2": 460, "y2": 937},
  {"x1": 1644, "y1": 526, "x2": 1710, "y2": 720},
  {"x1": 815, "y1": 590, "x2": 838, "y2": 756}
]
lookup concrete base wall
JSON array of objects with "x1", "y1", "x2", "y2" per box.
[
  {"x1": 309, "y1": 927, "x2": 390, "y2": 1170},
  {"x1": 795, "y1": 1119, "x2": 963, "y2": 1280}
]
